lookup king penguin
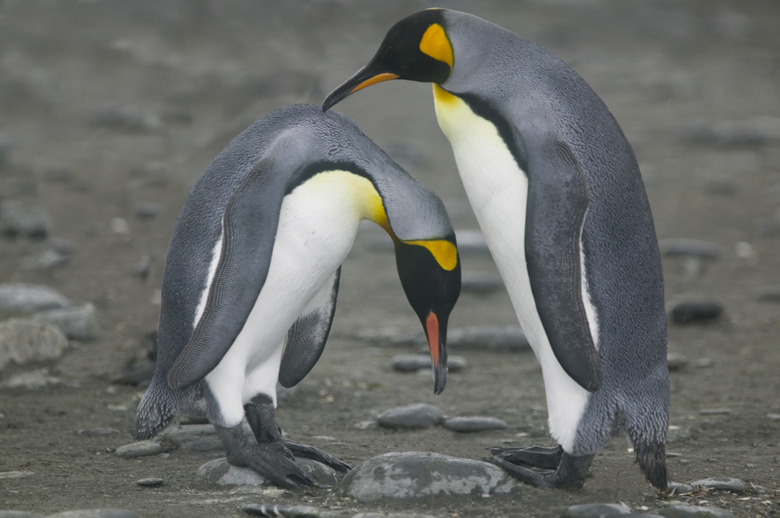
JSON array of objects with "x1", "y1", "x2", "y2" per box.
[
  {"x1": 133, "y1": 103, "x2": 461, "y2": 489},
  {"x1": 323, "y1": 9, "x2": 669, "y2": 490}
]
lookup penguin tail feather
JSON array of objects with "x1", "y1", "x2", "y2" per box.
[
  {"x1": 634, "y1": 441, "x2": 668, "y2": 491},
  {"x1": 132, "y1": 380, "x2": 185, "y2": 440}
]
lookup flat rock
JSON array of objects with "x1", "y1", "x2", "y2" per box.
[
  {"x1": 667, "y1": 352, "x2": 688, "y2": 371},
  {"x1": 561, "y1": 503, "x2": 633, "y2": 517},
  {"x1": 0, "y1": 512, "x2": 45, "y2": 518},
  {"x1": 0, "y1": 319, "x2": 70, "y2": 371},
  {"x1": 240, "y1": 503, "x2": 322, "y2": 517},
  {"x1": 46, "y1": 511, "x2": 142, "y2": 518},
  {"x1": 0, "y1": 283, "x2": 70, "y2": 313},
  {"x1": 658, "y1": 504, "x2": 733, "y2": 518},
  {"x1": 0, "y1": 368, "x2": 69, "y2": 389},
  {"x1": 668, "y1": 297, "x2": 723, "y2": 324},
  {"x1": 136, "y1": 478, "x2": 163, "y2": 487},
  {"x1": 338, "y1": 451, "x2": 518, "y2": 501},
  {"x1": 447, "y1": 326, "x2": 529, "y2": 351},
  {"x1": 658, "y1": 239, "x2": 720, "y2": 259},
  {"x1": 667, "y1": 481, "x2": 695, "y2": 494},
  {"x1": 756, "y1": 286, "x2": 780, "y2": 303},
  {"x1": 442, "y1": 416, "x2": 507, "y2": 433},
  {"x1": 1, "y1": 201, "x2": 50, "y2": 238},
  {"x1": 354, "y1": 327, "x2": 422, "y2": 347},
  {"x1": 377, "y1": 403, "x2": 444, "y2": 430},
  {"x1": 197, "y1": 457, "x2": 337, "y2": 487},
  {"x1": 115, "y1": 440, "x2": 162, "y2": 459},
  {"x1": 159, "y1": 423, "x2": 223, "y2": 451},
  {"x1": 392, "y1": 354, "x2": 466, "y2": 373},
  {"x1": 688, "y1": 477, "x2": 746, "y2": 492},
  {"x1": 34, "y1": 304, "x2": 98, "y2": 341}
]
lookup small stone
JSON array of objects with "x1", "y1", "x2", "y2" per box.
[
  {"x1": 561, "y1": 503, "x2": 632, "y2": 517},
  {"x1": 1, "y1": 202, "x2": 50, "y2": 238},
  {"x1": 339, "y1": 451, "x2": 519, "y2": 501},
  {"x1": 0, "y1": 367, "x2": 68, "y2": 389},
  {"x1": 692, "y1": 358, "x2": 714, "y2": 368},
  {"x1": 46, "y1": 511, "x2": 142, "y2": 518},
  {"x1": 240, "y1": 503, "x2": 321, "y2": 517},
  {"x1": 34, "y1": 303, "x2": 98, "y2": 341},
  {"x1": 159, "y1": 423, "x2": 221, "y2": 451},
  {"x1": 0, "y1": 283, "x2": 70, "y2": 313},
  {"x1": 667, "y1": 352, "x2": 688, "y2": 371},
  {"x1": 136, "y1": 477, "x2": 164, "y2": 487},
  {"x1": 448, "y1": 326, "x2": 529, "y2": 351},
  {"x1": 767, "y1": 413, "x2": 780, "y2": 421},
  {"x1": 0, "y1": 319, "x2": 70, "y2": 371},
  {"x1": 442, "y1": 416, "x2": 507, "y2": 433},
  {"x1": 392, "y1": 354, "x2": 466, "y2": 373},
  {"x1": 659, "y1": 239, "x2": 720, "y2": 259},
  {"x1": 668, "y1": 297, "x2": 723, "y2": 324},
  {"x1": 681, "y1": 116, "x2": 780, "y2": 146},
  {"x1": 688, "y1": 477, "x2": 747, "y2": 492},
  {"x1": 756, "y1": 286, "x2": 780, "y2": 303},
  {"x1": 354, "y1": 327, "x2": 422, "y2": 347},
  {"x1": 134, "y1": 201, "x2": 160, "y2": 219},
  {"x1": 115, "y1": 440, "x2": 163, "y2": 459},
  {"x1": 0, "y1": 511, "x2": 45, "y2": 518},
  {"x1": 377, "y1": 403, "x2": 444, "y2": 430},
  {"x1": 27, "y1": 248, "x2": 70, "y2": 270},
  {"x1": 658, "y1": 504, "x2": 733, "y2": 518}
]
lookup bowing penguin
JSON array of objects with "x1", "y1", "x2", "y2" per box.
[
  {"x1": 133, "y1": 103, "x2": 461, "y2": 489},
  {"x1": 323, "y1": 9, "x2": 669, "y2": 490}
]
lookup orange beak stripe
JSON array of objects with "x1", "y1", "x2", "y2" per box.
[
  {"x1": 426, "y1": 311, "x2": 440, "y2": 366},
  {"x1": 351, "y1": 72, "x2": 400, "y2": 94}
]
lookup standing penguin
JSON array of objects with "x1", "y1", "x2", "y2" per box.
[
  {"x1": 133, "y1": 104, "x2": 461, "y2": 489},
  {"x1": 323, "y1": 9, "x2": 669, "y2": 490}
]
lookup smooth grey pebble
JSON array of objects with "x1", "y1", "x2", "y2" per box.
[
  {"x1": 447, "y1": 326, "x2": 529, "y2": 351},
  {"x1": 667, "y1": 352, "x2": 688, "y2": 371},
  {"x1": 392, "y1": 354, "x2": 466, "y2": 373},
  {"x1": 658, "y1": 504, "x2": 733, "y2": 518},
  {"x1": 454, "y1": 229, "x2": 490, "y2": 254},
  {"x1": 688, "y1": 477, "x2": 746, "y2": 492},
  {"x1": 35, "y1": 304, "x2": 98, "y2": 341},
  {"x1": 136, "y1": 478, "x2": 163, "y2": 488},
  {"x1": 115, "y1": 440, "x2": 162, "y2": 459},
  {"x1": 377, "y1": 403, "x2": 443, "y2": 430},
  {"x1": 667, "y1": 481, "x2": 695, "y2": 494},
  {"x1": 198, "y1": 457, "x2": 336, "y2": 487},
  {"x1": 756, "y1": 286, "x2": 780, "y2": 303},
  {"x1": 133, "y1": 201, "x2": 160, "y2": 219},
  {"x1": 668, "y1": 297, "x2": 723, "y2": 324},
  {"x1": 658, "y1": 239, "x2": 720, "y2": 259},
  {"x1": 46, "y1": 511, "x2": 142, "y2": 518},
  {"x1": 0, "y1": 283, "x2": 70, "y2": 313},
  {"x1": 1, "y1": 202, "x2": 50, "y2": 238},
  {"x1": 339, "y1": 451, "x2": 518, "y2": 501},
  {"x1": 442, "y1": 416, "x2": 507, "y2": 433}
]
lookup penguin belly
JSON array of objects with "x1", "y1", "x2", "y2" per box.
[
  {"x1": 433, "y1": 87, "x2": 589, "y2": 451},
  {"x1": 201, "y1": 171, "x2": 364, "y2": 428}
]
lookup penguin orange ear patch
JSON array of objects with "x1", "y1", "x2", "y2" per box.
[
  {"x1": 405, "y1": 239, "x2": 458, "y2": 271},
  {"x1": 420, "y1": 23, "x2": 453, "y2": 68}
]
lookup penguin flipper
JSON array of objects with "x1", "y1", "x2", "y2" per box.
[
  {"x1": 168, "y1": 160, "x2": 284, "y2": 390},
  {"x1": 279, "y1": 268, "x2": 341, "y2": 388},
  {"x1": 525, "y1": 140, "x2": 602, "y2": 392}
]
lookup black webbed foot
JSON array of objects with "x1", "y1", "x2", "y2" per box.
[
  {"x1": 486, "y1": 444, "x2": 593, "y2": 489},
  {"x1": 214, "y1": 424, "x2": 315, "y2": 490}
]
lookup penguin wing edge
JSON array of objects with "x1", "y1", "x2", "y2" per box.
[
  {"x1": 278, "y1": 268, "x2": 341, "y2": 388},
  {"x1": 525, "y1": 141, "x2": 602, "y2": 392},
  {"x1": 168, "y1": 161, "x2": 284, "y2": 390}
]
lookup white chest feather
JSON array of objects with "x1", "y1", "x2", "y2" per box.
[
  {"x1": 433, "y1": 86, "x2": 589, "y2": 450},
  {"x1": 200, "y1": 171, "x2": 372, "y2": 426}
]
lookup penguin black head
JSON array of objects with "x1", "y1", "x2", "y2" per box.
[
  {"x1": 323, "y1": 9, "x2": 452, "y2": 111},
  {"x1": 394, "y1": 235, "x2": 460, "y2": 395}
]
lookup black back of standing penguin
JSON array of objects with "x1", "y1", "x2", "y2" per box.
[
  {"x1": 323, "y1": 9, "x2": 669, "y2": 490},
  {"x1": 133, "y1": 104, "x2": 461, "y2": 489}
]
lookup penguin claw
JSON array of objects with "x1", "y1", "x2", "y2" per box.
[
  {"x1": 232, "y1": 442, "x2": 318, "y2": 490},
  {"x1": 283, "y1": 439, "x2": 352, "y2": 472},
  {"x1": 485, "y1": 446, "x2": 593, "y2": 490}
]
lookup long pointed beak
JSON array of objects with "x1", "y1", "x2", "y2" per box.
[
  {"x1": 425, "y1": 311, "x2": 448, "y2": 395},
  {"x1": 322, "y1": 67, "x2": 399, "y2": 112}
]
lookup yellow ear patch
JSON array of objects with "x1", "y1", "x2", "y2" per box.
[
  {"x1": 405, "y1": 239, "x2": 458, "y2": 271},
  {"x1": 420, "y1": 23, "x2": 453, "y2": 68}
]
